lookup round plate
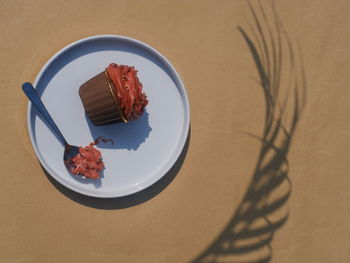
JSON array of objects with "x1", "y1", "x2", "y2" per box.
[{"x1": 27, "y1": 35, "x2": 190, "y2": 198}]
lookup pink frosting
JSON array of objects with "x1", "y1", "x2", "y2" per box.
[
  {"x1": 69, "y1": 137, "x2": 113, "y2": 179},
  {"x1": 70, "y1": 142, "x2": 104, "y2": 179},
  {"x1": 106, "y1": 63, "x2": 148, "y2": 121}
]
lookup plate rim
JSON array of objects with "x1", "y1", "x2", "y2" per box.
[{"x1": 27, "y1": 34, "x2": 190, "y2": 198}]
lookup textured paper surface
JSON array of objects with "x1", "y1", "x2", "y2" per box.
[{"x1": 1, "y1": 0, "x2": 349, "y2": 262}]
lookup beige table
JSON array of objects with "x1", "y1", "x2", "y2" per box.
[{"x1": 1, "y1": 0, "x2": 350, "y2": 262}]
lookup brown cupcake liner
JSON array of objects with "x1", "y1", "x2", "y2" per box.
[
  {"x1": 104, "y1": 70, "x2": 128, "y2": 123},
  {"x1": 79, "y1": 72, "x2": 124, "y2": 126}
]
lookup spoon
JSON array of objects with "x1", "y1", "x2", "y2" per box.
[{"x1": 22, "y1": 82, "x2": 80, "y2": 175}]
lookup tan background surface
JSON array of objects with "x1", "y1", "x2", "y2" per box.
[{"x1": 1, "y1": 0, "x2": 350, "y2": 262}]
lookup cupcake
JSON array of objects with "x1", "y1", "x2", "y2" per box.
[{"x1": 79, "y1": 63, "x2": 148, "y2": 126}]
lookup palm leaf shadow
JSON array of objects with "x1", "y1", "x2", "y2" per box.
[{"x1": 191, "y1": 1, "x2": 306, "y2": 263}]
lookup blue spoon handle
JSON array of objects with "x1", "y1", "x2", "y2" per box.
[{"x1": 22, "y1": 82, "x2": 68, "y2": 146}]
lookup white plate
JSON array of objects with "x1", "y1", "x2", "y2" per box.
[{"x1": 27, "y1": 35, "x2": 190, "y2": 198}]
